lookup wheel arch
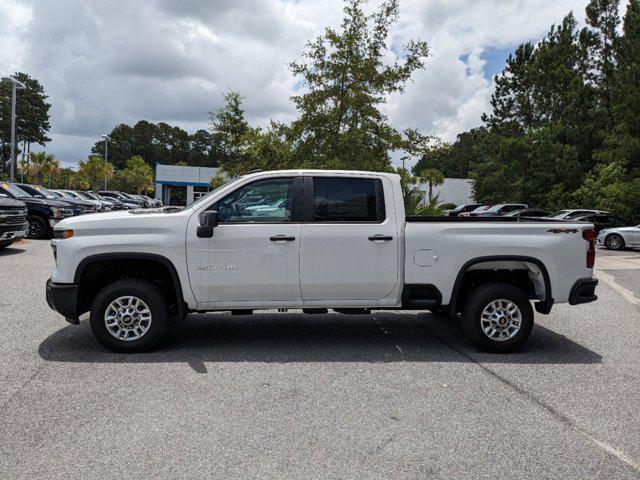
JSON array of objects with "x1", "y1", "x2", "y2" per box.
[
  {"x1": 74, "y1": 253, "x2": 187, "y2": 319},
  {"x1": 448, "y1": 255, "x2": 553, "y2": 315}
]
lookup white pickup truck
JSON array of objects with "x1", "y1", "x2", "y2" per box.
[{"x1": 46, "y1": 169, "x2": 598, "y2": 353}]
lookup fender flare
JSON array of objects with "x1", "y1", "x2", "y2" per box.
[
  {"x1": 74, "y1": 252, "x2": 187, "y2": 319},
  {"x1": 448, "y1": 255, "x2": 553, "y2": 314}
]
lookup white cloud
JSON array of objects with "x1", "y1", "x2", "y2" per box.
[{"x1": 1, "y1": 0, "x2": 592, "y2": 168}]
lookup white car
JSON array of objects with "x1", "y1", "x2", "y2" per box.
[
  {"x1": 597, "y1": 225, "x2": 640, "y2": 250},
  {"x1": 46, "y1": 169, "x2": 599, "y2": 353}
]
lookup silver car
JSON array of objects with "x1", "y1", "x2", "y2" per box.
[{"x1": 596, "y1": 225, "x2": 640, "y2": 250}]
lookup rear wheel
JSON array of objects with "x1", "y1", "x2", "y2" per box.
[
  {"x1": 90, "y1": 279, "x2": 169, "y2": 352},
  {"x1": 605, "y1": 234, "x2": 625, "y2": 251},
  {"x1": 27, "y1": 215, "x2": 48, "y2": 239},
  {"x1": 461, "y1": 283, "x2": 533, "y2": 352}
]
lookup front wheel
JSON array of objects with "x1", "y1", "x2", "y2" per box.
[
  {"x1": 90, "y1": 279, "x2": 169, "y2": 352},
  {"x1": 461, "y1": 283, "x2": 534, "y2": 353},
  {"x1": 27, "y1": 215, "x2": 48, "y2": 239}
]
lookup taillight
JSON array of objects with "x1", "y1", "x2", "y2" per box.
[{"x1": 583, "y1": 229, "x2": 596, "y2": 268}]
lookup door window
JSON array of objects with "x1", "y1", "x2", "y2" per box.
[
  {"x1": 311, "y1": 177, "x2": 384, "y2": 222},
  {"x1": 216, "y1": 178, "x2": 294, "y2": 223}
]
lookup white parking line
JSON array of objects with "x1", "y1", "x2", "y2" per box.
[{"x1": 594, "y1": 269, "x2": 640, "y2": 305}]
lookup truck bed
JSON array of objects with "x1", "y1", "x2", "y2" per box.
[{"x1": 406, "y1": 216, "x2": 572, "y2": 223}]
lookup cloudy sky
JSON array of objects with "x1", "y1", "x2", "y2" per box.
[{"x1": 1, "y1": 0, "x2": 591, "y2": 169}]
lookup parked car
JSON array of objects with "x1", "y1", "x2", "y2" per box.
[
  {"x1": 547, "y1": 209, "x2": 607, "y2": 220},
  {"x1": 119, "y1": 192, "x2": 151, "y2": 207},
  {"x1": 82, "y1": 191, "x2": 125, "y2": 210},
  {"x1": 140, "y1": 194, "x2": 162, "y2": 208},
  {"x1": 99, "y1": 191, "x2": 144, "y2": 209},
  {"x1": 459, "y1": 205, "x2": 492, "y2": 217},
  {"x1": 47, "y1": 169, "x2": 598, "y2": 354},
  {"x1": 475, "y1": 204, "x2": 529, "y2": 217},
  {"x1": 572, "y1": 213, "x2": 627, "y2": 234},
  {"x1": 446, "y1": 203, "x2": 481, "y2": 217},
  {"x1": 57, "y1": 189, "x2": 111, "y2": 212},
  {"x1": 130, "y1": 194, "x2": 162, "y2": 208},
  {"x1": 505, "y1": 208, "x2": 551, "y2": 218},
  {"x1": 0, "y1": 182, "x2": 73, "y2": 239},
  {"x1": 596, "y1": 224, "x2": 640, "y2": 250},
  {"x1": 0, "y1": 195, "x2": 28, "y2": 249},
  {"x1": 14, "y1": 184, "x2": 96, "y2": 217}
]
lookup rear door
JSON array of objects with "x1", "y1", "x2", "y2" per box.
[{"x1": 299, "y1": 175, "x2": 399, "y2": 302}]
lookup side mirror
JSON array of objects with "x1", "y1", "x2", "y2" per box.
[{"x1": 197, "y1": 211, "x2": 218, "y2": 238}]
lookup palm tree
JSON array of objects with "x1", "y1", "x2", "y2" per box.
[
  {"x1": 416, "y1": 168, "x2": 445, "y2": 203},
  {"x1": 78, "y1": 156, "x2": 114, "y2": 192},
  {"x1": 28, "y1": 152, "x2": 60, "y2": 186}
]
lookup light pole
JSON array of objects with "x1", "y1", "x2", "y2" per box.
[
  {"x1": 2, "y1": 76, "x2": 27, "y2": 182},
  {"x1": 102, "y1": 134, "x2": 111, "y2": 189}
]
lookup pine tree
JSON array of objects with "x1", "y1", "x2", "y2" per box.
[{"x1": 288, "y1": 0, "x2": 429, "y2": 171}]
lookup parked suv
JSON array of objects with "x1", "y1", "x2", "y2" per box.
[
  {"x1": 0, "y1": 195, "x2": 28, "y2": 249},
  {"x1": 0, "y1": 182, "x2": 73, "y2": 239}
]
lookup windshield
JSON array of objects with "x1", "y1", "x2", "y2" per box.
[
  {"x1": 484, "y1": 204, "x2": 505, "y2": 213},
  {"x1": 1, "y1": 183, "x2": 32, "y2": 198},
  {"x1": 548, "y1": 210, "x2": 569, "y2": 218},
  {"x1": 74, "y1": 191, "x2": 92, "y2": 200},
  {"x1": 185, "y1": 177, "x2": 243, "y2": 209},
  {"x1": 33, "y1": 186, "x2": 61, "y2": 199}
]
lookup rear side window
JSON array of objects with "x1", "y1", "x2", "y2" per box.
[{"x1": 311, "y1": 177, "x2": 385, "y2": 222}]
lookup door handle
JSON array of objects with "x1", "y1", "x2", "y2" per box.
[
  {"x1": 270, "y1": 235, "x2": 296, "y2": 242},
  {"x1": 368, "y1": 235, "x2": 393, "y2": 241}
]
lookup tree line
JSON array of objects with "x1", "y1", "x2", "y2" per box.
[{"x1": 414, "y1": 0, "x2": 640, "y2": 222}]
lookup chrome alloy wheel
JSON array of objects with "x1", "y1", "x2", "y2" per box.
[
  {"x1": 104, "y1": 296, "x2": 152, "y2": 341},
  {"x1": 606, "y1": 235, "x2": 622, "y2": 250},
  {"x1": 480, "y1": 299, "x2": 522, "y2": 341}
]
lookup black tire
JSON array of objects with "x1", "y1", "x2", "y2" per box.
[
  {"x1": 461, "y1": 282, "x2": 534, "y2": 353},
  {"x1": 27, "y1": 214, "x2": 49, "y2": 239},
  {"x1": 90, "y1": 279, "x2": 169, "y2": 353},
  {"x1": 605, "y1": 233, "x2": 625, "y2": 251}
]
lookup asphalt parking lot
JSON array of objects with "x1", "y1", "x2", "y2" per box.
[{"x1": 1, "y1": 240, "x2": 639, "y2": 479}]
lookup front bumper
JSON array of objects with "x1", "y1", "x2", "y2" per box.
[
  {"x1": 46, "y1": 278, "x2": 80, "y2": 324},
  {"x1": 568, "y1": 278, "x2": 598, "y2": 305},
  {"x1": 0, "y1": 223, "x2": 28, "y2": 243}
]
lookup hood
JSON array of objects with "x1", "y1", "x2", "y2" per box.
[
  {"x1": 599, "y1": 226, "x2": 638, "y2": 235},
  {"x1": 0, "y1": 197, "x2": 26, "y2": 208},
  {"x1": 56, "y1": 197, "x2": 94, "y2": 207},
  {"x1": 21, "y1": 196, "x2": 69, "y2": 208},
  {"x1": 55, "y1": 208, "x2": 187, "y2": 235}
]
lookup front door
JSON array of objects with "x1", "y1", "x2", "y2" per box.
[
  {"x1": 187, "y1": 177, "x2": 302, "y2": 307},
  {"x1": 299, "y1": 176, "x2": 399, "y2": 303}
]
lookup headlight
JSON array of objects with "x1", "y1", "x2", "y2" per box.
[
  {"x1": 53, "y1": 229, "x2": 74, "y2": 239},
  {"x1": 50, "y1": 207, "x2": 62, "y2": 218}
]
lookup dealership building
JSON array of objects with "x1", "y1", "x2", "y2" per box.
[{"x1": 154, "y1": 164, "x2": 221, "y2": 205}]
